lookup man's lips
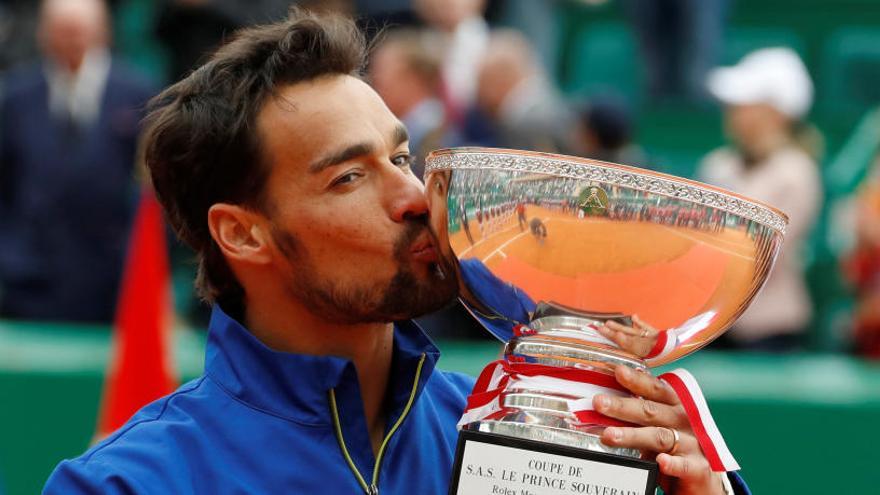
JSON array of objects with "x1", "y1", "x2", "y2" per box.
[{"x1": 410, "y1": 237, "x2": 439, "y2": 263}]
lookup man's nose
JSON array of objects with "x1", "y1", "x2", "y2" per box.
[{"x1": 388, "y1": 167, "x2": 429, "y2": 223}]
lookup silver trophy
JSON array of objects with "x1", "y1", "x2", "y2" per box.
[{"x1": 425, "y1": 148, "x2": 786, "y2": 495}]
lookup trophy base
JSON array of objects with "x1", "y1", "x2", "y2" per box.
[{"x1": 449, "y1": 430, "x2": 658, "y2": 495}]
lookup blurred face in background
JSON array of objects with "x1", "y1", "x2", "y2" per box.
[
  {"x1": 38, "y1": 0, "x2": 109, "y2": 73},
  {"x1": 724, "y1": 103, "x2": 791, "y2": 160},
  {"x1": 477, "y1": 32, "x2": 535, "y2": 118},
  {"x1": 369, "y1": 41, "x2": 430, "y2": 118},
  {"x1": 414, "y1": 0, "x2": 485, "y2": 31},
  {"x1": 477, "y1": 60, "x2": 515, "y2": 118}
]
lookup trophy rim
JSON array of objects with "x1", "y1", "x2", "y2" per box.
[{"x1": 425, "y1": 146, "x2": 788, "y2": 234}]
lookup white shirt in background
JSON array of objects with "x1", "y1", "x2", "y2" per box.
[{"x1": 45, "y1": 48, "x2": 111, "y2": 129}]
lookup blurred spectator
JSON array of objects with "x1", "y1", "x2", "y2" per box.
[
  {"x1": 475, "y1": 29, "x2": 576, "y2": 153},
  {"x1": 699, "y1": 47, "x2": 822, "y2": 351},
  {"x1": 369, "y1": 28, "x2": 461, "y2": 179},
  {"x1": 0, "y1": 0, "x2": 124, "y2": 73},
  {"x1": 0, "y1": 0, "x2": 155, "y2": 323},
  {"x1": 624, "y1": 0, "x2": 729, "y2": 102},
  {"x1": 843, "y1": 155, "x2": 880, "y2": 358},
  {"x1": 155, "y1": 0, "x2": 296, "y2": 84},
  {"x1": 414, "y1": 0, "x2": 489, "y2": 116},
  {"x1": 576, "y1": 94, "x2": 645, "y2": 165}
]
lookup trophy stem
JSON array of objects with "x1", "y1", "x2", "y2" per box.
[
  {"x1": 457, "y1": 315, "x2": 650, "y2": 460},
  {"x1": 512, "y1": 315, "x2": 648, "y2": 375}
]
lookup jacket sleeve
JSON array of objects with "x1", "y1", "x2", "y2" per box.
[
  {"x1": 728, "y1": 471, "x2": 751, "y2": 495},
  {"x1": 43, "y1": 458, "x2": 144, "y2": 495}
]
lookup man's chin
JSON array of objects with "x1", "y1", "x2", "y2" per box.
[
  {"x1": 403, "y1": 290, "x2": 459, "y2": 320},
  {"x1": 354, "y1": 295, "x2": 458, "y2": 324},
  {"x1": 405, "y1": 298, "x2": 459, "y2": 320},
  {"x1": 382, "y1": 270, "x2": 459, "y2": 321}
]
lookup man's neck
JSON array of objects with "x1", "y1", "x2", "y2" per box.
[{"x1": 243, "y1": 292, "x2": 394, "y2": 455}]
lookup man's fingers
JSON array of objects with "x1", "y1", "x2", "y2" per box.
[
  {"x1": 600, "y1": 426, "x2": 697, "y2": 454},
  {"x1": 604, "y1": 320, "x2": 643, "y2": 337},
  {"x1": 656, "y1": 453, "x2": 715, "y2": 484},
  {"x1": 596, "y1": 324, "x2": 654, "y2": 357},
  {"x1": 596, "y1": 325, "x2": 638, "y2": 350},
  {"x1": 593, "y1": 394, "x2": 685, "y2": 428},
  {"x1": 632, "y1": 314, "x2": 656, "y2": 333},
  {"x1": 613, "y1": 365, "x2": 680, "y2": 405}
]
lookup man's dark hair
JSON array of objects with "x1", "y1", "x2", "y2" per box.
[{"x1": 143, "y1": 9, "x2": 367, "y2": 316}]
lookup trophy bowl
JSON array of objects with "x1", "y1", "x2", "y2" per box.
[{"x1": 425, "y1": 147, "x2": 787, "y2": 494}]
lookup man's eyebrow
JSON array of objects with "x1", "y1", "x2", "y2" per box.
[
  {"x1": 309, "y1": 142, "x2": 375, "y2": 173},
  {"x1": 392, "y1": 123, "x2": 409, "y2": 147},
  {"x1": 307, "y1": 124, "x2": 410, "y2": 173}
]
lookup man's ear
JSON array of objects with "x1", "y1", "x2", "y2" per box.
[{"x1": 207, "y1": 203, "x2": 272, "y2": 265}]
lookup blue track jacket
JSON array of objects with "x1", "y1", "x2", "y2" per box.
[
  {"x1": 44, "y1": 304, "x2": 750, "y2": 494},
  {"x1": 43, "y1": 306, "x2": 475, "y2": 494}
]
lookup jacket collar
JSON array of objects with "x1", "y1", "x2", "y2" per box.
[{"x1": 203, "y1": 305, "x2": 441, "y2": 425}]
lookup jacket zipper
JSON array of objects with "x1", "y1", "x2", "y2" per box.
[{"x1": 329, "y1": 353, "x2": 427, "y2": 495}]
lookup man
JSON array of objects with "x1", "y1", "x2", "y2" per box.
[
  {"x1": 46, "y1": 10, "x2": 743, "y2": 495},
  {"x1": 516, "y1": 201, "x2": 526, "y2": 231},
  {"x1": 369, "y1": 28, "x2": 460, "y2": 179},
  {"x1": 529, "y1": 216, "x2": 547, "y2": 244},
  {"x1": 44, "y1": 10, "x2": 468, "y2": 494},
  {"x1": 0, "y1": 0, "x2": 154, "y2": 322}
]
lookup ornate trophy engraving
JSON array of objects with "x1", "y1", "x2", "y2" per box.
[{"x1": 424, "y1": 148, "x2": 786, "y2": 495}]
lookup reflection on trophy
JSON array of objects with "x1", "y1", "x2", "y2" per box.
[{"x1": 425, "y1": 148, "x2": 787, "y2": 495}]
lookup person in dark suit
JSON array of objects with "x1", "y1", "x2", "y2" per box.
[{"x1": 0, "y1": 0, "x2": 155, "y2": 323}]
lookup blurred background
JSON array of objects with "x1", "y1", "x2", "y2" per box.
[{"x1": 2, "y1": 0, "x2": 880, "y2": 493}]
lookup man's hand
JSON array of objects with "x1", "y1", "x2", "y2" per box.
[
  {"x1": 593, "y1": 365, "x2": 728, "y2": 495},
  {"x1": 596, "y1": 315, "x2": 659, "y2": 358}
]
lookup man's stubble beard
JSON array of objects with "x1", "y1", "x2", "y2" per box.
[{"x1": 271, "y1": 219, "x2": 459, "y2": 325}]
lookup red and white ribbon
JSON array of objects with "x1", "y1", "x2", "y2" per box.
[
  {"x1": 458, "y1": 361, "x2": 632, "y2": 429},
  {"x1": 659, "y1": 368, "x2": 739, "y2": 472},
  {"x1": 647, "y1": 312, "x2": 719, "y2": 363},
  {"x1": 645, "y1": 330, "x2": 677, "y2": 360},
  {"x1": 459, "y1": 362, "x2": 739, "y2": 473}
]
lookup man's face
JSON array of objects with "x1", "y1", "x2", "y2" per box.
[{"x1": 256, "y1": 75, "x2": 458, "y2": 324}]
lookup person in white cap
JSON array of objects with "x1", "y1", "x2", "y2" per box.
[{"x1": 698, "y1": 47, "x2": 822, "y2": 351}]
